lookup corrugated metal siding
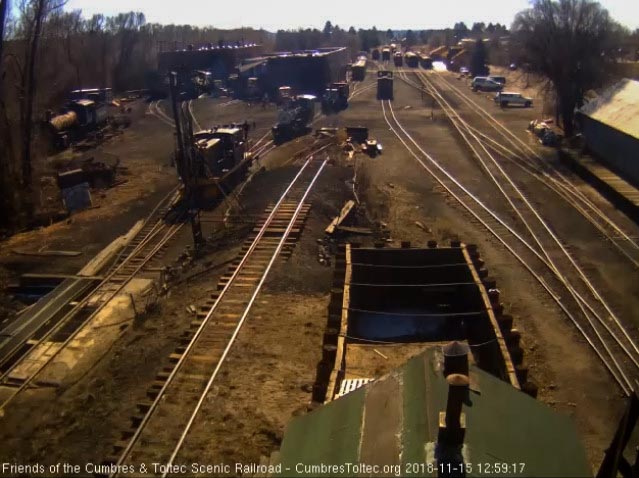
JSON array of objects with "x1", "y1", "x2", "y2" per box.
[
  {"x1": 582, "y1": 116, "x2": 639, "y2": 188},
  {"x1": 579, "y1": 78, "x2": 639, "y2": 140},
  {"x1": 276, "y1": 350, "x2": 592, "y2": 478}
]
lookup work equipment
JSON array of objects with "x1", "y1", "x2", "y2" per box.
[{"x1": 272, "y1": 94, "x2": 316, "y2": 144}]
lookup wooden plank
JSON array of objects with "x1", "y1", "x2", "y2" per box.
[
  {"x1": 336, "y1": 225, "x2": 373, "y2": 235},
  {"x1": 326, "y1": 244, "x2": 351, "y2": 402},
  {"x1": 12, "y1": 249, "x2": 82, "y2": 257},
  {"x1": 462, "y1": 244, "x2": 520, "y2": 389},
  {"x1": 325, "y1": 200, "x2": 356, "y2": 235}
]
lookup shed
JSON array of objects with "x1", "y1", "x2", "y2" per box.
[
  {"x1": 577, "y1": 78, "x2": 639, "y2": 187},
  {"x1": 273, "y1": 348, "x2": 592, "y2": 477}
]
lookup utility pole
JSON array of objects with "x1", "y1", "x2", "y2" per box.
[
  {"x1": 168, "y1": 71, "x2": 204, "y2": 252},
  {"x1": 169, "y1": 72, "x2": 187, "y2": 183}
]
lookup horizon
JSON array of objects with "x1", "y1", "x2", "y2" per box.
[{"x1": 65, "y1": 0, "x2": 639, "y2": 31}]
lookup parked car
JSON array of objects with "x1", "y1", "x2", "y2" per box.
[
  {"x1": 494, "y1": 92, "x2": 533, "y2": 107},
  {"x1": 509, "y1": 63, "x2": 517, "y2": 71},
  {"x1": 459, "y1": 66, "x2": 469, "y2": 76},
  {"x1": 488, "y1": 75, "x2": 506, "y2": 85},
  {"x1": 471, "y1": 77, "x2": 503, "y2": 92}
]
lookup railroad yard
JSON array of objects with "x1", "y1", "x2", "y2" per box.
[{"x1": 1, "y1": 14, "x2": 639, "y2": 478}]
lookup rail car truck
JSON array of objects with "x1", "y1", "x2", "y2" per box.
[
  {"x1": 393, "y1": 52, "x2": 403, "y2": 67},
  {"x1": 351, "y1": 58, "x2": 367, "y2": 81},
  {"x1": 377, "y1": 71, "x2": 393, "y2": 100},
  {"x1": 272, "y1": 94, "x2": 316, "y2": 144}
]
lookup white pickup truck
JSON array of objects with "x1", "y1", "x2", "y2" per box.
[{"x1": 493, "y1": 91, "x2": 533, "y2": 107}]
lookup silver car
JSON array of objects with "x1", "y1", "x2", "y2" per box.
[{"x1": 494, "y1": 91, "x2": 533, "y2": 107}]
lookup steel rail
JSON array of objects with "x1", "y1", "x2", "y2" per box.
[
  {"x1": 463, "y1": 124, "x2": 639, "y2": 269},
  {"x1": 399, "y1": 70, "x2": 639, "y2": 362},
  {"x1": 381, "y1": 99, "x2": 632, "y2": 393},
  {"x1": 415, "y1": 70, "x2": 639, "y2": 365},
  {"x1": 432, "y1": 72, "x2": 639, "y2": 259},
  {"x1": 162, "y1": 158, "x2": 329, "y2": 475},
  {"x1": 111, "y1": 143, "x2": 331, "y2": 475},
  {"x1": 397, "y1": 71, "x2": 639, "y2": 271},
  {"x1": 187, "y1": 100, "x2": 203, "y2": 132},
  {"x1": 0, "y1": 221, "x2": 185, "y2": 412},
  {"x1": 410, "y1": 70, "x2": 639, "y2": 378},
  {"x1": 149, "y1": 100, "x2": 175, "y2": 127}
]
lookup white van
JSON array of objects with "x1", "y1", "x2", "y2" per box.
[{"x1": 494, "y1": 92, "x2": 533, "y2": 107}]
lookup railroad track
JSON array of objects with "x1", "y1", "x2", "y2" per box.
[
  {"x1": 381, "y1": 81, "x2": 639, "y2": 395},
  {"x1": 349, "y1": 81, "x2": 376, "y2": 100},
  {"x1": 0, "y1": 190, "x2": 185, "y2": 413},
  {"x1": 0, "y1": 94, "x2": 285, "y2": 411},
  {"x1": 404, "y1": 70, "x2": 639, "y2": 269},
  {"x1": 105, "y1": 145, "x2": 330, "y2": 477},
  {"x1": 147, "y1": 100, "x2": 174, "y2": 128}
]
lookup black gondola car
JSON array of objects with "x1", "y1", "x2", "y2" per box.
[
  {"x1": 371, "y1": 49, "x2": 380, "y2": 61},
  {"x1": 405, "y1": 52, "x2": 419, "y2": 68},
  {"x1": 352, "y1": 58, "x2": 367, "y2": 81},
  {"x1": 381, "y1": 47, "x2": 391, "y2": 62},
  {"x1": 393, "y1": 52, "x2": 403, "y2": 67},
  {"x1": 419, "y1": 54, "x2": 433, "y2": 70}
]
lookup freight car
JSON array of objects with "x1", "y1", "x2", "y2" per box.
[
  {"x1": 371, "y1": 49, "x2": 380, "y2": 61},
  {"x1": 351, "y1": 58, "x2": 367, "y2": 81},
  {"x1": 393, "y1": 52, "x2": 403, "y2": 67},
  {"x1": 272, "y1": 94, "x2": 316, "y2": 144},
  {"x1": 377, "y1": 70, "x2": 393, "y2": 100},
  {"x1": 381, "y1": 47, "x2": 391, "y2": 62},
  {"x1": 405, "y1": 51, "x2": 419, "y2": 68},
  {"x1": 419, "y1": 54, "x2": 433, "y2": 69}
]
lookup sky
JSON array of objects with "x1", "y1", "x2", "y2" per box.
[{"x1": 65, "y1": 0, "x2": 639, "y2": 31}]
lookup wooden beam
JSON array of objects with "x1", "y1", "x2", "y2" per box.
[{"x1": 325, "y1": 200, "x2": 355, "y2": 235}]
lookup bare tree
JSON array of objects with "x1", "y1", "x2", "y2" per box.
[
  {"x1": 0, "y1": 0, "x2": 12, "y2": 229},
  {"x1": 512, "y1": 0, "x2": 620, "y2": 136},
  {"x1": 16, "y1": 0, "x2": 65, "y2": 217},
  {"x1": 110, "y1": 11, "x2": 145, "y2": 91},
  {"x1": 57, "y1": 10, "x2": 84, "y2": 89}
]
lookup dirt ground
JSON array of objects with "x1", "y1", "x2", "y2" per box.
[
  {"x1": 339, "y1": 67, "x2": 634, "y2": 471},
  {"x1": 1, "y1": 65, "x2": 636, "y2": 476}
]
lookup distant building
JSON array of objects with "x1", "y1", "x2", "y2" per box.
[
  {"x1": 157, "y1": 44, "x2": 262, "y2": 79},
  {"x1": 260, "y1": 47, "x2": 349, "y2": 98},
  {"x1": 577, "y1": 78, "x2": 639, "y2": 187}
]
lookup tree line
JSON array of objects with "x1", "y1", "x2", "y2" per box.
[
  {"x1": 0, "y1": 1, "x2": 267, "y2": 232},
  {"x1": 274, "y1": 21, "x2": 512, "y2": 55},
  {"x1": 0, "y1": 0, "x2": 637, "y2": 234}
]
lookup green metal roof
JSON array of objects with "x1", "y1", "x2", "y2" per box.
[{"x1": 276, "y1": 349, "x2": 591, "y2": 477}]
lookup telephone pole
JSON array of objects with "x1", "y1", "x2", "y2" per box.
[{"x1": 168, "y1": 71, "x2": 204, "y2": 251}]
